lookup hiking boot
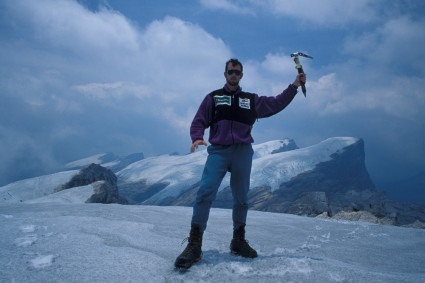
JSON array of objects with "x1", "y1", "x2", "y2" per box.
[
  {"x1": 175, "y1": 224, "x2": 203, "y2": 269},
  {"x1": 230, "y1": 224, "x2": 257, "y2": 258}
]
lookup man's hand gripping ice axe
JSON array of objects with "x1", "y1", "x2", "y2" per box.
[{"x1": 291, "y1": 52, "x2": 313, "y2": 97}]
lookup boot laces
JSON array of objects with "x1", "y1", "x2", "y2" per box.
[
  {"x1": 180, "y1": 237, "x2": 201, "y2": 255},
  {"x1": 180, "y1": 237, "x2": 189, "y2": 246}
]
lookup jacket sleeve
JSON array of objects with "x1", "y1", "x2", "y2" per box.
[
  {"x1": 190, "y1": 94, "x2": 213, "y2": 143},
  {"x1": 255, "y1": 84, "x2": 298, "y2": 118}
]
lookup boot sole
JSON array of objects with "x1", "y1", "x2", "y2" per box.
[
  {"x1": 174, "y1": 256, "x2": 201, "y2": 270},
  {"x1": 230, "y1": 250, "x2": 257, "y2": 258}
]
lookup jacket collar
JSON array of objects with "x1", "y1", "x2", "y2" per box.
[{"x1": 223, "y1": 84, "x2": 241, "y2": 95}]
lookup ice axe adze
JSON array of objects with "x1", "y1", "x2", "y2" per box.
[{"x1": 291, "y1": 52, "x2": 313, "y2": 97}]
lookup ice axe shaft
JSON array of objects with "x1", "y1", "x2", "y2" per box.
[{"x1": 291, "y1": 52, "x2": 313, "y2": 97}]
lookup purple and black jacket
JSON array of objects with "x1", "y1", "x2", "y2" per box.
[{"x1": 190, "y1": 84, "x2": 298, "y2": 145}]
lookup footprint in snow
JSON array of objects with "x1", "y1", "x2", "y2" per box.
[
  {"x1": 14, "y1": 234, "x2": 38, "y2": 247},
  {"x1": 19, "y1": 224, "x2": 36, "y2": 233},
  {"x1": 30, "y1": 254, "x2": 56, "y2": 269},
  {"x1": 15, "y1": 225, "x2": 38, "y2": 247},
  {"x1": 15, "y1": 224, "x2": 58, "y2": 269}
]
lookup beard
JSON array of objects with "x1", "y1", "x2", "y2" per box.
[{"x1": 226, "y1": 78, "x2": 239, "y2": 86}]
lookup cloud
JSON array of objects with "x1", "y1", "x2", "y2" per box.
[
  {"x1": 0, "y1": 125, "x2": 60, "y2": 184},
  {"x1": 329, "y1": 15, "x2": 425, "y2": 121},
  {"x1": 73, "y1": 82, "x2": 152, "y2": 102},
  {"x1": 139, "y1": 16, "x2": 231, "y2": 91},
  {"x1": 265, "y1": 0, "x2": 381, "y2": 25},
  {"x1": 0, "y1": 0, "x2": 232, "y2": 185},
  {"x1": 199, "y1": 0, "x2": 254, "y2": 15},
  {"x1": 200, "y1": 0, "x2": 382, "y2": 25},
  {"x1": 1, "y1": 0, "x2": 231, "y2": 113},
  {"x1": 8, "y1": 0, "x2": 140, "y2": 56},
  {"x1": 343, "y1": 16, "x2": 425, "y2": 71}
]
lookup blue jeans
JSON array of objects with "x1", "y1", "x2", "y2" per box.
[{"x1": 191, "y1": 144, "x2": 254, "y2": 232}]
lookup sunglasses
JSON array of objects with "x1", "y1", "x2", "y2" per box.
[{"x1": 227, "y1": 69, "x2": 242, "y2": 76}]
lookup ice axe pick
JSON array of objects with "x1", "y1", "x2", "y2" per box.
[{"x1": 291, "y1": 52, "x2": 313, "y2": 97}]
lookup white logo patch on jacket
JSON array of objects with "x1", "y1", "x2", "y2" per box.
[
  {"x1": 214, "y1": 95, "x2": 232, "y2": 106},
  {"x1": 239, "y1": 97, "x2": 251, "y2": 109}
]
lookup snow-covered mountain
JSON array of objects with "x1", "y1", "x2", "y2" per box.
[
  {"x1": 116, "y1": 137, "x2": 382, "y2": 219},
  {"x1": 0, "y1": 138, "x2": 293, "y2": 203},
  {"x1": 117, "y1": 137, "x2": 364, "y2": 204},
  {"x1": 1, "y1": 137, "x2": 424, "y2": 227},
  {"x1": 64, "y1": 152, "x2": 144, "y2": 172}
]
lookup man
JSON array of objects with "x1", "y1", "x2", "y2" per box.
[{"x1": 175, "y1": 58, "x2": 306, "y2": 269}]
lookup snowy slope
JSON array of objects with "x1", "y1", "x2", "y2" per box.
[
  {"x1": 1, "y1": 202, "x2": 424, "y2": 283},
  {"x1": 118, "y1": 149, "x2": 209, "y2": 198},
  {"x1": 118, "y1": 137, "x2": 358, "y2": 204},
  {"x1": 25, "y1": 185, "x2": 94, "y2": 204},
  {"x1": 0, "y1": 170, "x2": 78, "y2": 203},
  {"x1": 249, "y1": 137, "x2": 357, "y2": 191},
  {"x1": 64, "y1": 152, "x2": 145, "y2": 172},
  {"x1": 64, "y1": 153, "x2": 112, "y2": 169}
]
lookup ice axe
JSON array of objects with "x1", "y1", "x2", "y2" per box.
[{"x1": 291, "y1": 52, "x2": 313, "y2": 97}]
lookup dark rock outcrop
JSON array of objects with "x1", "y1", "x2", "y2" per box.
[
  {"x1": 57, "y1": 163, "x2": 127, "y2": 204},
  {"x1": 270, "y1": 138, "x2": 298, "y2": 154},
  {"x1": 86, "y1": 180, "x2": 127, "y2": 204},
  {"x1": 58, "y1": 163, "x2": 117, "y2": 190}
]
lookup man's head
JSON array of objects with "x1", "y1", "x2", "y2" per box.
[{"x1": 224, "y1": 58, "x2": 243, "y2": 88}]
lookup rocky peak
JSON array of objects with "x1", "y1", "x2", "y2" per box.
[
  {"x1": 58, "y1": 163, "x2": 117, "y2": 190},
  {"x1": 56, "y1": 163, "x2": 126, "y2": 204}
]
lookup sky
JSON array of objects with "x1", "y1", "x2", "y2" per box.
[
  {"x1": 1, "y1": 199, "x2": 424, "y2": 282},
  {"x1": 1, "y1": 0, "x2": 425, "y2": 187}
]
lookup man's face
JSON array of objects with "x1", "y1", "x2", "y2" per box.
[{"x1": 224, "y1": 63, "x2": 243, "y2": 87}]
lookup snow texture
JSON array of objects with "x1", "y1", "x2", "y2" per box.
[{"x1": 1, "y1": 200, "x2": 424, "y2": 282}]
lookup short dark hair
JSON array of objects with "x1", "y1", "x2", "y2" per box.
[{"x1": 225, "y1": 58, "x2": 243, "y2": 73}]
